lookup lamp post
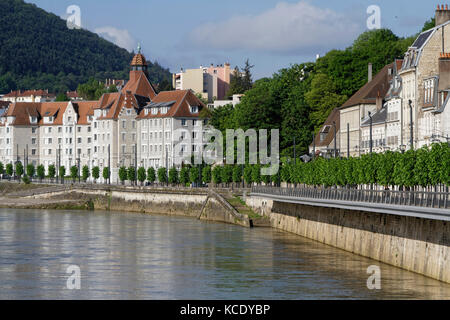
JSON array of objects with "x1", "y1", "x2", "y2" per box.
[
  {"x1": 369, "y1": 112, "x2": 373, "y2": 154},
  {"x1": 409, "y1": 99, "x2": 413, "y2": 150}
]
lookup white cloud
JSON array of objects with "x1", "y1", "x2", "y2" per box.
[
  {"x1": 187, "y1": 1, "x2": 362, "y2": 54},
  {"x1": 95, "y1": 26, "x2": 136, "y2": 52}
]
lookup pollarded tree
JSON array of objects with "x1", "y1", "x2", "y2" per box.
[
  {"x1": 37, "y1": 165, "x2": 45, "y2": 182},
  {"x1": 147, "y1": 167, "x2": 156, "y2": 185},
  {"x1": 168, "y1": 167, "x2": 179, "y2": 185},
  {"x1": 82, "y1": 165, "x2": 90, "y2": 182},
  {"x1": 6, "y1": 163, "x2": 13, "y2": 177},
  {"x1": 221, "y1": 165, "x2": 233, "y2": 187},
  {"x1": 212, "y1": 166, "x2": 222, "y2": 186},
  {"x1": 128, "y1": 167, "x2": 136, "y2": 185},
  {"x1": 102, "y1": 167, "x2": 110, "y2": 184},
  {"x1": 70, "y1": 166, "x2": 78, "y2": 182},
  {"x1": 413, "y1": 146, "x2": 430, "y2": 188},
  {"x1": 92, "y1": 166, "x2": 99, "y2": 184},
  {"x1": 137, "y1": 167, "x2": 146, "y2": 186},
  {"x1": 440, "y1": 143, "x2": 450, "y2": 187},
  {"x1": 59, "y1": 166, "x2": 66, "y2": 183},
  {"x1": 48, "y1": 165, "x2": 56, "y2": 182},
  {"x1": 119, "y1": 167, "x2": 128, "y2": 185},
  {"x1": 202, "y1": 166, "x2": 211, "y2": 184},
  {"x1": 16, "y1": 162, "x2": 24, "y2": 180},
  {"x1": 26, "y1": 164, "x2": 35, "y2": 178},
  {"x1": 251, "y1": 164, "x2": 262, "y2": 185},
  {"x1": 244, "y1": 165, "x2": 253, "y2": 186},
  {"x1": 232, "y1": 165, "x2": 242, "y2": 185},
  {"x1": 180, "y1": 167, "x2": 190, "y2": 186},
  {"x1": 189, "y1": 166, "x2": 200, "y2": 186},
  {"x1": 376, "y1": 151, "x2": 395, "y2": 188},
  {"x1": 157, "y1": 167, "x2": 167, "y2": 185},
  {"x1": 0, "y1": 162, "x2": 4, "y2": 177},
  {"x1": 428, "y1": 143, "x2": 444, "y2": 187}
]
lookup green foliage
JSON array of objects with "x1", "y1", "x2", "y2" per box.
[
  {"x1": 59, "y1": 165, "x2": 66, "y2": 179},
  {"x1": 226, "y1": 59, "x2": 253, "y2": 97},
  {"x1": 0, "y1": 0, "x2": 171, "y2": 93},
  {"x1": 70, "y1": 166, "x2": 78, "y2": 181},
  {"x1": 168, "y1": 167, "x2": 179, "y2": 184},
  {"x1": 22, "y1": 176, "x2": 31, "y2": 184},
  {"x1": 26, "y1": 164, "x2": 35, "y2": 177},
  {"x1": 189, "y1": 167, "x2": 200, "y2": 184},
  {"x1": 15, "y1": 162, "x2": 24, "y2": 178},
  {"x1": 180, "y1": 167, "x2": 190, "y2": 185},
  {"x1": 221, "y1": 165, "x2": 233, "y2": 184},
  {"x1": 6, "y1": 163, "x2": 13, "y2": 176},
  {"x1": 102, "y1": 167, "x2": 110, "y2": 181},
  {"x1": 55, "y1": 93, "x2": 70, "y2": 101},
  {"x1": 147, "y1": 167, "x2": 156, "y2": 183},
  {"x1": 212, "y1": 166, "x2": 222, "y2": 184},
  {"x1": 0, "y1": 162, "x2": 3, "y2": 175},
  {"x1": 157, "y1": 167, "x2": 167, "y2": 184},
  {"x1": 244, "y1": 165, "x2": 253, "y2": 185},
  {"x1": 37, "y1": 165, "x2": 45, "y2": 181},
  {"x1": 128, "y1": 167, "x2": 136, "y2": 182},
  {"x1": 232, "y1": 165, "x2": 242, "y2": 183},
  {"x1": 276, "y1": 143, "x2": 450, "y2": 188},
  {"x1": 251, "y1": 164, "x2": 262, "y2": 185},
  {"x1": 82, "y1": 165, "x2": 90, "y2": 182},
  {"x1": 119, "y1": 166, "x2": 128, "y2": 183},
  {"x1": 421, "y1": 18, "x2": 435, "y2": 32},
  {"x1": 48, "y1": 165, "x2": 55, "y2": 179},
  {"x1": 137, "y1": 167, "x2": 146, "y2": 184},
  {"x1": 92, "y1": 166, "x2": 99, "y2": 181},
  {"x1": 202, "y1": 166, "x2": 212, "y2": 184}
]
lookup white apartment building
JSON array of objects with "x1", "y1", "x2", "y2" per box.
[
  {"x1": 0, "y1": 89, "x2": 55, "y2": 103},
  {"x1": 0, "y1": 50, "x2": 207, "y2": 183}
]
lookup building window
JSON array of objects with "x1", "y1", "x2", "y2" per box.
[{"x1": 181, "y1": 119, "x2": 187, "y2": 126}]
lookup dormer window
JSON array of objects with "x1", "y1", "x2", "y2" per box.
[
  {"x1": 152, "y1": 108, "x2": 158, "y2": 115},
  {"x1": 30, "y1": 116, "x2": 37, "y2": 123},
  {"x1": 190, "y1": 106, "x2": 199, "y2": 113},
  {"x1": 161, "y1": 107, "x2": 167, "y2": 114},
  {"x1": 145, "y1": 109, "x2": 149, "y2": 115}
]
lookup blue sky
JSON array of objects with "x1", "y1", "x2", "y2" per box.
[{"x1": 29, "y1": 0, "x2": 434, "y2": 79}]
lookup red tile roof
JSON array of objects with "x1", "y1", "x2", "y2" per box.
[
  {"x1": 3, "y1": 89, "x2": 55, "y2": 98},
  {"x1": 136, "y1": 90, "x2": 205, "y2": 119}
]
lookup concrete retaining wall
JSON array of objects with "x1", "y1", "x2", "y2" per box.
[{"x1": 246, "y1": 196, "x2": 450, "y2": 283}]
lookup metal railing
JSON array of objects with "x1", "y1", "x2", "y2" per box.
[{"x1": 251, "y1": 186, "x2": 450, "y2": 209}]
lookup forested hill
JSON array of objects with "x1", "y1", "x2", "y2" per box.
[{"x1": 0, "y1": 0, "x2": 171, "y2": 93}]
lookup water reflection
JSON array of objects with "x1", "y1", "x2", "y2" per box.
[{"x1": 0, "y1": 209, "x2": 449, "y2": 300}]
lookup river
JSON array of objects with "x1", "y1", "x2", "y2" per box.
[{"x1": 0, "y1": 208, "x2": 449, "y2": 299}]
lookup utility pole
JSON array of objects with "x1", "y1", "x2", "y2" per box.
[
  {"x1": 409, "y1": 99, "x2": 413, "y2": 150},
  {"x1": 77, "y1": 158, "x2": 80, "y2": 183},
  {"x1": 108, "y1": 144, "x2": 111, "y2": 185},
  {"x1": 347, "y1": 123, "x2": 350, "y2": 158},
  {"x1": 135, "y1": 144, "x2": 138, "y2": 186},
  {"x1": 333, "y1": 121, "x2": 337, "y2": 158},
  {"x1": 369, "y1": 112, "x2": 373, "y2": 154}
]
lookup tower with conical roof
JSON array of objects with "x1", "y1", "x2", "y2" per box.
[{"x1": 130, "y1": 43, "x2": 149, "y2": 82}]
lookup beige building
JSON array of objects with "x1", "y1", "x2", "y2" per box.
[{"x1": 173, "y1": 63, "x2": 233, "y2": 102}]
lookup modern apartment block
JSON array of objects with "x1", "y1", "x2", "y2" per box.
[
  {"x1": 0, "y1": 49, "x2": 207, "y2": 183},
  {"x1": 172, "y1": 63, "x2": 233, "y2": 102}
]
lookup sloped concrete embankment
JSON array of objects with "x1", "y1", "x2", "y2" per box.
[
  {"x1": 246, "y1": 196, "x2": 450, "y2": 284},
  {"x1": 23, "y1": 186, "x2": 252, "y2": 228}
]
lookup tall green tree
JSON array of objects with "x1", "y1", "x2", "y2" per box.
[{"x1": 137, "y1": 167, "x2": 146, "y2": 186}]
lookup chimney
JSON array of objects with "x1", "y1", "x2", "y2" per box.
[
  {"x1": 368, "y1": 63, "x2": 373, "y2": 82},
  {"x1": 436, "y1": 4, "x2": 450, "y2": 26},
  {"x1": 376, "y1": 91, "x2": 383, "y2": 111}
]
